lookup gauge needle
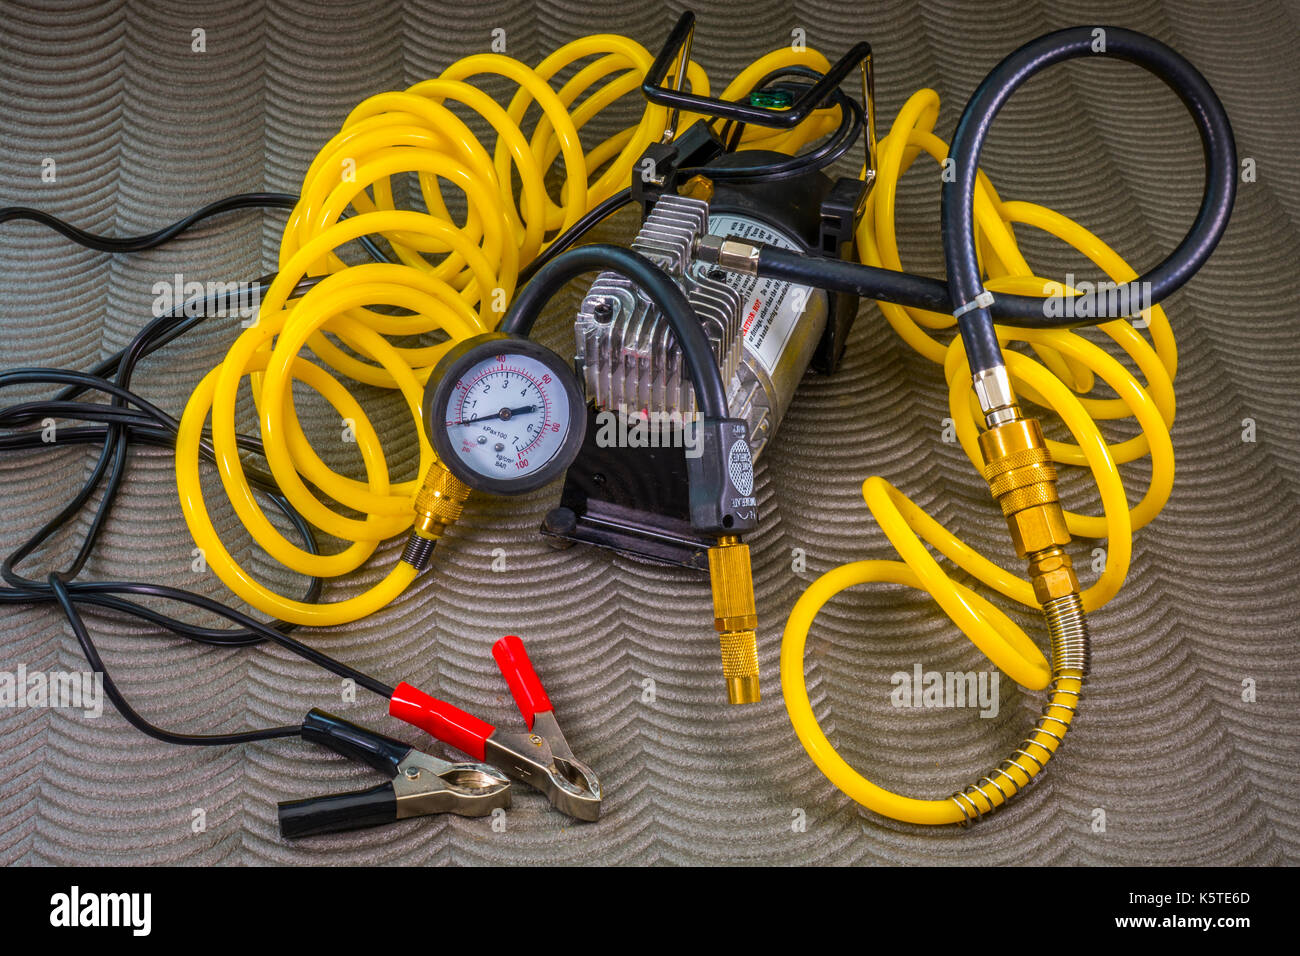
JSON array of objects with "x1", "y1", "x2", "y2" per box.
[{"x1": 452, "y1": 404, "x2": 538, "y2": 426}]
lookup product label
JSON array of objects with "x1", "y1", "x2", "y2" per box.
[{"x1": 706, "y1": 213, "x2": 819, "y2": 377}]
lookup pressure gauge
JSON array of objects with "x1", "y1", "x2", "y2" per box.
[{"x1": 423, "y1": 333, "x2": 586, "y2": 495}]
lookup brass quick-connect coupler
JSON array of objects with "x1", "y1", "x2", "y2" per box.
[
  {"x1": 978, "y1": 414, "x2": 1081, "y2": 604},
  {"x1": 401, "y1": 462, "x2": 472, "y2": 572},
  {"x1": 412, "y1": 461, "x2": 471, "y2": 541},
  {"x1": 707, "y1": 534, "x2": 760, "y2": 705}
]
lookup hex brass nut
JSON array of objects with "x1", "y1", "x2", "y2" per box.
[
  {"x1": 1027, "y1": 548, "x2": 1080, "y2": 603},
  {"x1": 980, "y1": 416, "x2": 1072, "y2": 558},
  {"x1": 980, "y1": 417, "x2": 1082, "y2": 606},
  {"x1": 1006, "y1": 501, "x2": 1072, "y2": 557}
]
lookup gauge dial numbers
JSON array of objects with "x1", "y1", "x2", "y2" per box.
[{"x1": 425, "y1": 334, "x2": 586, "y2": 495}]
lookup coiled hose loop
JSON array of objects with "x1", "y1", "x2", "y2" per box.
[
  {"x1": 177, "y1": 36, "x2": 840, "y2": 626},
  {"x1": 782, "y1": 83, "x2": 1180, "y2": 824}
]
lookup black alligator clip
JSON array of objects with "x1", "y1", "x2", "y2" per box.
[{"x1": 278, "y1": 709, "x2": 511, "y2": 838}]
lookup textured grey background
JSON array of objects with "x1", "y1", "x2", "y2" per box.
[{"x1": 1, "y1": 0, "x2": 1298, "y2": 865}]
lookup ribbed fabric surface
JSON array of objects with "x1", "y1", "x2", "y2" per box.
[{"x1": 1, "y1": 0, "x2": 1297, "y2": 865}]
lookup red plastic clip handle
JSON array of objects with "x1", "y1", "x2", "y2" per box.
[
  {"x1": 389, "y1": 682, "x2": 495, "y2": 761},
  {"x1": 492, "y1": 635, "x2": 553, "y2": 730}
]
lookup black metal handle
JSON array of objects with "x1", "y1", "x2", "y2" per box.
[
  {"x1": 278, "y1": 783, "x2": 398, "y2": 839},
  {"x1": 301, "y1": 709, "x2": 413, "y2": 778},
  {"x1": 642, "y1": 11, "x2": 872, "y2": 129}
]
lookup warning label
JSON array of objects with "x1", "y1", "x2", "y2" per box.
[{"x1": 706, "y1": 213, "x2": 820, "y2": 377}]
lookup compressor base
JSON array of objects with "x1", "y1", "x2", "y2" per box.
[{"x1": 540, "y1": 407, "x2": 715, "y2": 570}]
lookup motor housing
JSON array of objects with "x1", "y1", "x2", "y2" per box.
[{"x1": 542, "y1": 154, "x2": 865, "y2": 567}]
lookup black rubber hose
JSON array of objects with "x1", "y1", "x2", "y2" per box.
[
  {"x1": 943, "y1": 25, "x2": 1236, "y2": 373},
  {"x1": 749, "y1": 27, "x2": 1235, "y2": 354},
  {"x1": 501, "y1": 244, "x2": 731, "y2": 420},
  {"x1": 757, "y1": 246, "x2": 955, "y2": 313},
  {"x1": 756, "y1": 243, "x2": 1192, "y2": 332}
]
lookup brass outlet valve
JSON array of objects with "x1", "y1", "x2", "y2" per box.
[{"x1": 707, "y1": 534, "x2": 760, "y2": 705}]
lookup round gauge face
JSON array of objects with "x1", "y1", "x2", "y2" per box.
[{"x1": 426, "y1": 335, "x2": 586, "y2": 495}]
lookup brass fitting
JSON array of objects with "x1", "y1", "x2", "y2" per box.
[
  {"x1": 979, "y1": 415, "x2": 1081, "y2": 602},
  {"x1": 677, "y1": 174, "x2": 714, "y2": 202},
  {"x1": 707, "y1": 534, "x2": 760, "y2": 705},
  {"x1": 412, "y1": 461, "x2": 471, "y2": 540},
  {"x1": 1026, "y1": 545, "x2": 1080, "y2": 605}
]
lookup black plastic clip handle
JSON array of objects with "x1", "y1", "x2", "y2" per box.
[
  {"x1": 277, "y1": 710, "x2": 415, "y2": 838},
  {"x1": 278, "y1": 784, "x2": 397, "y2": 839},
  {"x1": 299, "y1": 708, "x2": 413, "y2": 777}
]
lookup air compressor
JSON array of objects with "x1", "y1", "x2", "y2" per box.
[
  {"x1": 0, "y1": 10, "x2": 1236, "y2": 829},
  {"x1": 419, "y1": 24, "x2": 877, "y2": 705},
  {"x1": 415, "y1": 12, "x2": 1233, "y2": 824},
  {"x1": 548, "y1": 160, "x2": 865, "y2": 566}
]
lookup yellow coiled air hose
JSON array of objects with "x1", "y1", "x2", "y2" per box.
[
  {"x1": 781, "y1": 88, "x2": 1177, "y2": 824},
  {"x1": 175, "y1": 36, "x2": 839, "y2": 627}
]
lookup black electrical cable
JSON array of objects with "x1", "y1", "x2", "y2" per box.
[
  {"x1": 0, "y1": 186, "x2": 439, "y2": 750},
  {"x1": 0, "y1": 191, "x2": 392, "y2": 265},
  {"x1": 0, "y1": 191, "x2": 297, "y2": 252},
  {"x1": 1, "y1": 369, "x2": 291, "y2": 567},
  {"x1": 47, "y1": 574, "x2": 392, "y2": 746},
  {"x1": 0, "y1": 368, "x2": 324, "y2": 625},
  {"x1": 28, "y1": 256, "x2": 327, "y2": 588},
  {"x1": 517, "y1": 188, "x2": 634, "y2": 285},
  {"x1": 54, "y1": 275, "x2": 325, "y2": 404},
  {"x1": 747, "y1": 27, "x2": 1236, "y2": 363},
  {"x1": 0, "y1": 360, "x2": 400, "y2": 743},
  {"x1": 0, "y1": 196, "x2": 379, "y2": 737},
  {"x1": 47, "y1": 574, "x2": 302, "y2": 746},
  {"x1": 501, "y1": 244, "x2": 731, "y2": 419},
  {"x1": 0, "y1": 364, "x2": 320, "y2": 654}
]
